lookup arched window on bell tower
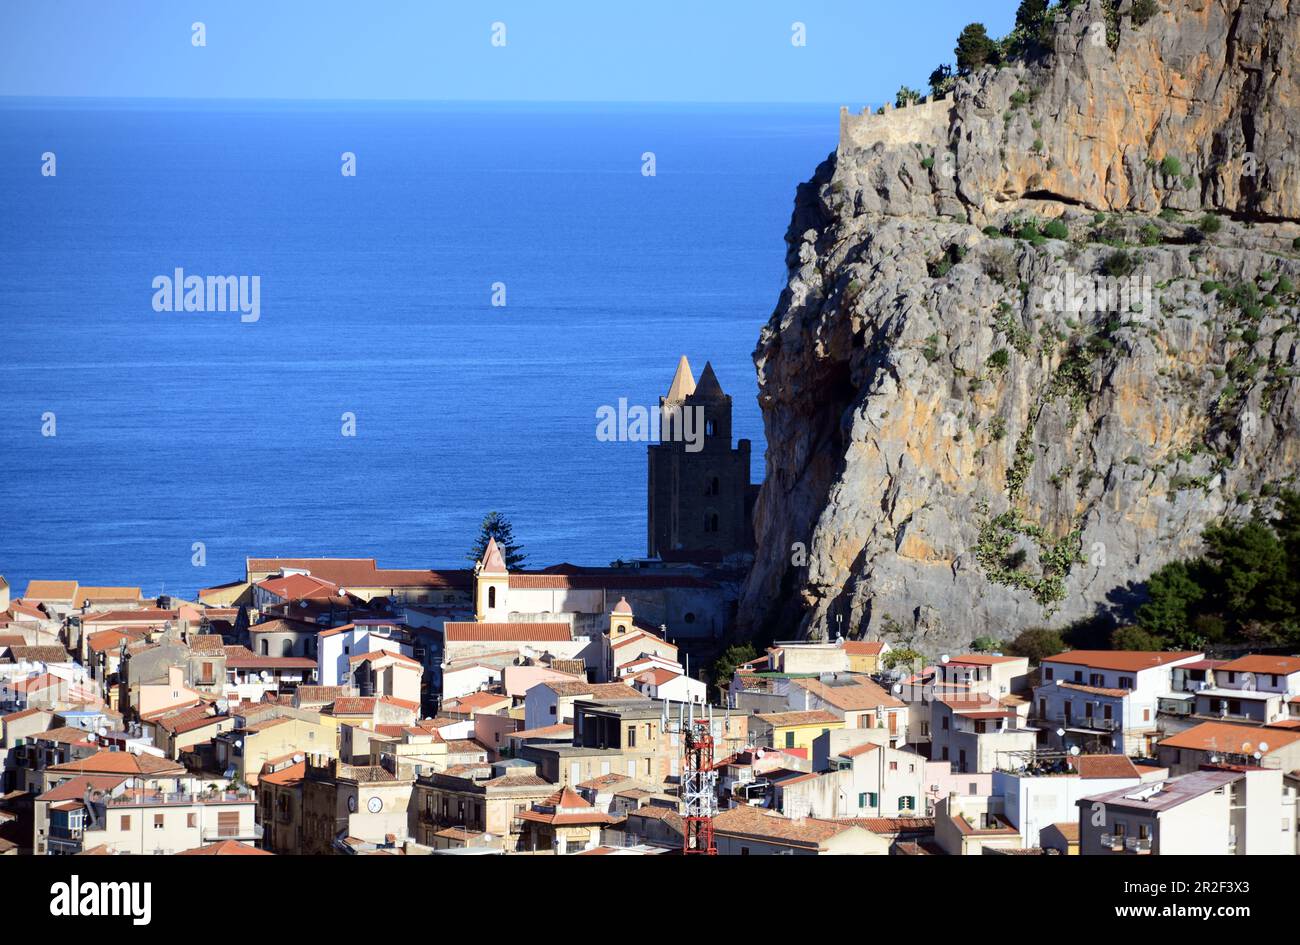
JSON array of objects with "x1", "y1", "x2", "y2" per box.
[{"x1": 488, "y1": 586, "x2": 497, "y2": 609}]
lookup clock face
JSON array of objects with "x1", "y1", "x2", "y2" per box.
[
  {"x1": 347, "y1": 796, "x2": 357, "y2": 812},
  {"x1": 367, "y1": 796, "x2": 383, "y2": 813}
]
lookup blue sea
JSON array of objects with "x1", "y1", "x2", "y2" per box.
[{"x1": 0, "y1": 99, "x2": 836, "y2": 597}]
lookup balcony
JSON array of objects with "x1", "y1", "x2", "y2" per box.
[
  {"x1": 106, "y1": 790, "x2": 255, "y2": 807},
  {"x1": 46, "y1": 834, "x2": 84, "y2": 855},
  {"x1": 1030, "y1": 715, "x2": 1120, "y2": 733},
  {"x1": 202, "y1": 822, "x2": 264, "y2": 842},
  {"x1": 1099, "y1": 832, "x2": 1152, "y2": 853}
]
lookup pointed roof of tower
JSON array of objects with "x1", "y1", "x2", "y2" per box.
[
  {"x1": 665, "y1": 355, "x2": 696, "y2": 402},
  {"x1": 692, "y1": 361, "x2": 727, "y2": 400},
  {"x1": 478, "y1": 537, "x2": 509, "y2": 576},
  {"x1": 612, "y1": 597, "x2": 633, "y2": 616}
]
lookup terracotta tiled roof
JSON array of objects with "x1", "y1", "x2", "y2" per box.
[
  {"x1": 37, "y1": 775, "x2": 129, "y2": 802},
  {"x1": 444, "y1": 622, "x2": 572, "y2": 642},
  {"x1": 1043, "y1": 650, "x2": 1202, "y2": 672},
  {"x1": 634, "y1": 667, "x2": 681, "y2": 687},
  {"x1": 794, "y1": 676, "x2": 905, "y2": 711},
  {"x1": 1217, "y1": 654, "x2": 1300, "y2": 675},
  {"x1": 177, "y1": 840, "x2": 272, "y2": 856},
  {"x1": 246, "y1": 558, "x2": 471, "y2": 589},
  {"x1": 7, "y1": 645, "x2": 71, "y2": 663},
  {"x1": 73, "y1": 586, "x2": 141, "y2": 608},
  {"x1": 1158, "y1": 721, "x2": 1300, "y2": 754},
  {"x1": 257, "y1": 761, "x2": 306, "y2": 786},
  {"x1": 48, "y1": 749, "x2": 186, "y2": 777},
  {"x1": 610, "y1": 630, "x2": 677, "y2": 653},
  {"x1": 713, "y1": 806, "x2": 857, "y2": 847},
  {"x1": 87, "y1": 628, "x2": 145, "y2": 654},
  {"x1": 506, "y1": 573, "x2": 709, "y2": 590},
  {"x1": 843, "y1": 641, "x2": 885, "y2": 656},
  {"x1": 256, "y1": 573, "x2": 339, "y2": 601},
  {"x1": 348, "y1": 649, "x2": 421, "y2": 667},
  {"x1": 295, "y1": 685, "x2": 353, "y2": 704},
  {"x1": 1070, "y1": 754, "x2": 1140, "y2": 779},
  {"x1": 248, "y1": 617, "x2": 318, "y2": 635},
  {"x1": 330, "y1": 697, "x2": 377, "y2": 715},
  {"x1": 81, "y1": 608, "x2": 177, "y2": 624},
  {"x1": 1057, "y1": 680, "x2": 1128, "y2": 698},
  {"x1": 443, "y1": 691, "x2": 510, "y2": 712},
  {"x1": 24, "y1": 580, "x2": 78, "y2": 601},
  {"x1": 222, "y1": 646, "x2": 316, "y2": 670},
  {"x1": 756, "y1": 710, "x2": 842, "y2": 728},
  {"x1": 834, "y1": 816, "x2": 935, "y2": 834}
]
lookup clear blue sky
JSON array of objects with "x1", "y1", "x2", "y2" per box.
[{"x1": 0, "y1": 1, "x2": 1015, "y2": 104}]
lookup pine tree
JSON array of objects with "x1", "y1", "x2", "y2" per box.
[
  {"x1": 467, "y1": 511, "x2": 528, "y2": 569},
  {"x1": 955, "y1": 23, "x2": 998, "y2": 74}
]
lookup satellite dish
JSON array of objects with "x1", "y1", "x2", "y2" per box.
[
  {"x1": 292, "y1": 753, "x2": 304, "y2": 763},
  {"x1": 87, "y1": 733, "x2": 97, "y2": 743},
  {"x1": 1069, "y1": 746, "x2": 1080, "y2": 756},
  {"x1": 1258, "y1": 742, "x2": 1269, "y2": 753},
  {"x1": 892, "y1": 683, "x2": 902, "y2": 694},
  {"x1": 97, "y1": 727, "x2": 107, "y2": 736},
  {"x1": 940, "y1": 655, "x2": 950, "y2": 664}
]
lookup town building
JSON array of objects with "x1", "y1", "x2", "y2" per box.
[
  {"x1": 1032, "y1": 650, "x2": 1204, "y2": 755},
  {"x1": 1077, "y1": 768, "x2": 1288, "y2": 855}
]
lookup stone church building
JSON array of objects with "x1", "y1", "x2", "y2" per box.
[{"x1": 646, "y1": 356, "x2": 756, "y2": 561}]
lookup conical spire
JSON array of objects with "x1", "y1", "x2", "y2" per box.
[
  {"x1": 664, "y1": 355, "x2": 696, "y2": 402},
  {"x1": 478, "y1": 536, "x2": 509, "y2": 575},
  {"x1": 692, "y1": 361, "x2": 726, "y2": 400}
]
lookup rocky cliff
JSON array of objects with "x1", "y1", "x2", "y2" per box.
[{"x1": 739, "y1": 0, "x2": 1300, "y2": 652}]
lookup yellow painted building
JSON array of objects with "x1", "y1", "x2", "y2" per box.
[
  {"x1": 755, "y1": 710, "x2": 844, "y2": 758},
  {"x1": 844, "y1": 640, "x2": 888, "y2": 674},
  {"x1": 216, "y1": 715, "x2": 337, "y2": 786}
]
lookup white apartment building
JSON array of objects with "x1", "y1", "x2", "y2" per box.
[
  {"x1": 1077, "y1": 768, "x2": 1290, "y2": 855},
  {"x1": 992, "y1": 753, "x2": 1153, "y2": 848},
  {"x1": 1192, "y1": 655, "x2": 1300, "y2": 725},
  {"x1": 930, "y1": 695, "x2": 1038, "y2": 773},
  {"x1": 1033, "y1": 650, "x2": 1204, "y2": 755}
]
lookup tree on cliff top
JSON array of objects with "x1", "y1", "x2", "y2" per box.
[
  {"x1": 467, "y1": 511, "x2": 528, "y2": 569},
  {"x1": 955, "y1": 23, "x2": 999, "y2": 74}
]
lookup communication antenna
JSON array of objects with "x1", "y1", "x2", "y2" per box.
[{"x1": 676, "y1": 700, "x2": 719, "y2": 855}]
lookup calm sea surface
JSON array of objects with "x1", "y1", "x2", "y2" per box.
[{"x1": 0, "y1": 99, "x2": 836, "y2": 596}]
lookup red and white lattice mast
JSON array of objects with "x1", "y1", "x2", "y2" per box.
[{"x1": 672, "y1": 701, "x2": 718, "y2": 854}]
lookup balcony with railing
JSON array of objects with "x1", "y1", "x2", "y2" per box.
[
  {"x1": 1029, "y1": 714, "x2": 1121, "y2": 733},
  {"x1": 106, "y1": 790, "x2": 255, "y2": 807},
  {"x1": 202, "y1": 822, "x2": 264, "y2": 842},
  {"x1": 1099, "y1": 832, "x2": 1152, "y2": 853}
]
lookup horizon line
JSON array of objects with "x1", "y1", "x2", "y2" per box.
[{"x1": 0, "y1": 93, "x2": 855, "y2": 108}]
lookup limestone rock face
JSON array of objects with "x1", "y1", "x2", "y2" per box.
[{"x1": 739, "y1": 0, "x2": 1300, "y2": 652}]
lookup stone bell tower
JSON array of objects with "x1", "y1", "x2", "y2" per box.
[{"x1": 646, "y1": 356, "x2": 753, "y2": 561}]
